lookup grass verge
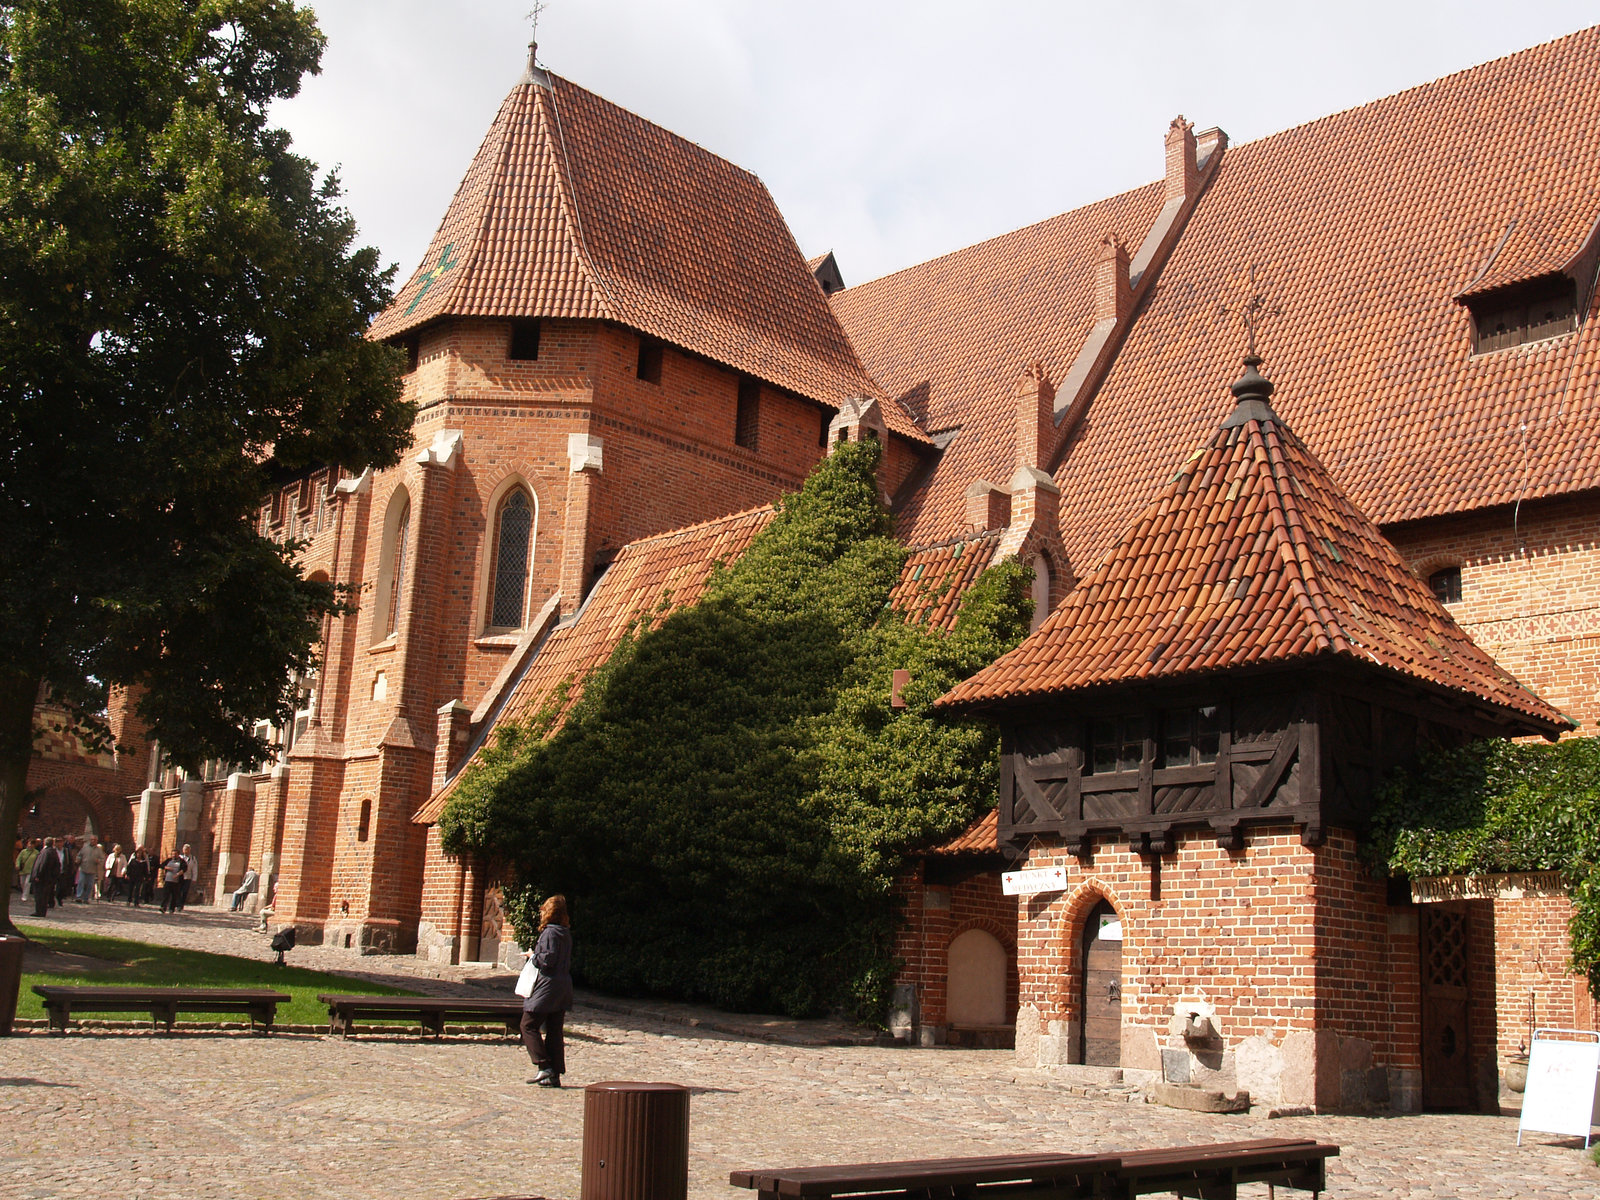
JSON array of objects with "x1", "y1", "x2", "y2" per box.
[{"x1": 15, "y1": 924, "x2": 418, "y2": 1027}]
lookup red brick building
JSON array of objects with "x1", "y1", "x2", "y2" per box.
[{"x1": 49, "y1": 27, "x2": 1600, "y2": 1110}]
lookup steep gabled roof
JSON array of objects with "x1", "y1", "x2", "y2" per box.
[
  {"x1": 370, "y1": 63, "x2": 925, "y2": 439},
  {"x1": 1049, "y1": 27, "x2": 1600, "y2": 572},
  {"x1": 831, "y1": 183, "x2": 1167, "y2": 541},
  {"x1": 940, "y1": 360, "x2": 1571, "y2": 737}
]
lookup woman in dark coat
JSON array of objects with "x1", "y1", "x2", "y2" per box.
[{"x1": 521, "y1": 894, "x2": 573, "y2": 1088}]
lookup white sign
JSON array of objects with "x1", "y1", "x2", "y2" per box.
[
  {"x1": 1519, "y1": 1029, "x2": 1600, "y2": 1147},
  {"x1": 1002, "y1": 866, "x2": 1067, "y2": 896},
  {"x1": 1098, "y1": 914, "x2": 1123, "y2": 941}
]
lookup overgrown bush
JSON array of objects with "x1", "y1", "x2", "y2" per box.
[
  {"x1": 1368, "y1": 735, "x2": 1600, "y2": 989},
  {"x1": 440, "y1": 440, "x2": 1031, "y2": 1019}
]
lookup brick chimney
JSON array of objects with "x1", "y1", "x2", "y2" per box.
[
  {"x1": 1166, "y1": 115, "x2": 1198, "y2": 203},
  {"x1": 1014, "y1": 363, "x2": 1058, "y2": 471},
  {"x1": 1094, "y1": 235, "x2": 1132, "y2": 324},
  {"x1": 964, "y1": 479, "x2": 1010, "y2": 531},
  {"x1": 828, "y1": 395, "x2": 889, "y2": 446}
]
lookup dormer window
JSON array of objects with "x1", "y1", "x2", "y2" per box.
[
  {"x1": 1429, "y1": 566, "x2": 1462, "y2": 605},
  {"x1": 1470, "y1": 277, "x2": 1577, "y2": 354}
]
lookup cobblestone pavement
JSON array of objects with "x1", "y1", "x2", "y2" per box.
[{"x1": 4, "y1": 901, "x2": 1598, "y2": 1199}]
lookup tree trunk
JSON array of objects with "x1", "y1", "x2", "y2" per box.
[{"x1": 0, "y1": 671, "x2": 41, "y2": 937}]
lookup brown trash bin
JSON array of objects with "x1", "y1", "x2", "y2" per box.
[
  {"x1": 0, "y1": 935, "x2": 27, "y2": 1035},
  {"x1": 581, "y1": 1081, "x2": 690, "y2": 1200}
]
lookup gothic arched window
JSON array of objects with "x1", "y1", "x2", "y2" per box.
[
  {"x1": 375, "y1": 488, "x2": 410, "y2": 641},
  {"x1": 488, "y1": 488, "x2": 535, "y2": 628}
]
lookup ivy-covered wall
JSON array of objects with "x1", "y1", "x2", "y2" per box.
[{"x1": 440, "y1": 440, "x2": 1032, "y2": 1018}]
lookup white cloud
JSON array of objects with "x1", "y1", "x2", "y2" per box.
[{"x1": 277, "y1": 1, "x2": 1598, "y2": 289}]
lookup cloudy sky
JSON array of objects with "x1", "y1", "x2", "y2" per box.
[{"x1": 274, "y1": 1, "x2": 1596, "y2": 292}]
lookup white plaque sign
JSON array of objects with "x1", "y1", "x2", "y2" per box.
[
  {"x1": 1518, "y1": 1028, "x2": 1600, "y2": 1147},
  {"x1": 1002, "y1": 866, "x2": 1067, "y2": 896}
]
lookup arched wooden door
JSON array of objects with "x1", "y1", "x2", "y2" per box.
[{"x1": 1080, "y1": 900, "x2": 1123, "y2": 1066}]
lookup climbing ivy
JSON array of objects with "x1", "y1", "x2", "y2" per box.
[
  {"x1": 440, "y1": 440, "x2": 1032, "y2": 1019},
  {"x1": 1367, "y1": 736, "x2": 1600, "y2": 989}
]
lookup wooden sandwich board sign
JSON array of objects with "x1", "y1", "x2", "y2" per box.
[
  {"x1": 1002, "y1": 866, "x2": 1067, "y2": 896},
  {"x1": 1518, "y1": 1028, "x2": 1600, "y2": 1147}
]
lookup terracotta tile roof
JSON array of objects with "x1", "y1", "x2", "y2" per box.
[
  {"x1": 940, "y1": 362, "x2": 1571, "y2": 737},
  {"x1": 924, "y1": 807, "x2": 999, "y2": 856},
  {"x1": 830, "y1": 183, "x2": 1167, "y2": 541},
  {"x1": 416, "y1": 514, "x2": 1010, "y2": 824},
  {"x1": 1048, "y1": 27, "x2": 1600, "y2": 574},
  {"x1": 889, "y1": 531, "x2": 1003, "y2": 630},
  {"x1": 371, "y1": 67, "x2": 928, "y2": 444},
  {"x1": 413, "y1": 505, "x2": 776, "y2": 824}
]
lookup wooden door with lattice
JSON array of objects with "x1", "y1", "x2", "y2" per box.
[{"x1": 1420, "y1": 904, "x2": 1473, "y2": 1109}]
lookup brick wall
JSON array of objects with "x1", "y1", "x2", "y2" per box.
[
  {"x1": 895, "y1": 862, "x2": 1019, "y2": 1039},
  {"x1": 1388, "y1": 494, "x2": 1600, "y2": 731},
  {"x1": 1011, "y1": 826, "x2": 1425, "y2": 1110}
]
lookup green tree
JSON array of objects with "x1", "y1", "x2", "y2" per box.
[
  {"x1": 441, "y1": 440, "x2": 1032, "y2": 1019},
  {"x1": 0, "y1": 0, "x2": 412, "y2": 931}
]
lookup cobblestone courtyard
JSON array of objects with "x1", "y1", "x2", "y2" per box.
[{"x1": 2, "y1": 903, "x2": 1597, "y2": 1199}]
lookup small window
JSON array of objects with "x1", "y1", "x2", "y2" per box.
[
  {"x1": 1090, "y1": 715, "x2": 1146, "y2": 775},
  {"x1": 509, "y1": 319, "x2": 541, "y2": 361},
  {"x1": 637, "y1": 338, "x2": 663, "y2": 384},
  {"x1": 735, "y1": 379, "x2": 760, "y2": 450},
  {"x1": 819, "y1": 411, "x2": 829, "y2": 447},
  {"x1": 1429, "y1": 566, "x2": 1462, "y2": 605},
  {"x1": 1162, "y1": 705, "x2": 1223, "y2": 769},
  {"x1": 1471, "y1": 278, "x2": 1577, "y2": 354},
  {"x1": 402, "y1": 337, "x2": 420, "y2": 373},
  {"x1": 357, "y1": 798, "x2": 372, "y2": 843}
]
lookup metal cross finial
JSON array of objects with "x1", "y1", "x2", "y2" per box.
[
  {"x1": 1216, "y1": 265, "x2": 1283, "y2": 360},
  {"x1": 527, "y1": 0, "x2": 549, "y2": 47}
]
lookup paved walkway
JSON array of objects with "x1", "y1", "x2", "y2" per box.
[{"x1": 3, "y1": 900, "x2": 1598, "y2": 1199}]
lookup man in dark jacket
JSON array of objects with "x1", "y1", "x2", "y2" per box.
[{"x1": 30, "y1": 838, "x2": 62, "y2": 917}]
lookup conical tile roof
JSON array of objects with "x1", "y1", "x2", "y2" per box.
[
  {"x1": 370, "y1": 62, "x2": 922, "y2": 438},
  {"x1": 940, "y1": 359, "x2": 1571, "y2": 736}
]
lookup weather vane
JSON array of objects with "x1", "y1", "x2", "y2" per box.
[{"x1": 1216, "y1": 265, "x2": 1282, "y2": 360}]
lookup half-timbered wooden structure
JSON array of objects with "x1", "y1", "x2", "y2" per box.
[{"x1": 939, "y1": 358, "x2": 1570, "y2": 1111}]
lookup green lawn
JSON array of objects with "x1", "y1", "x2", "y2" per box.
[{"x1": 15, "y1": 924, "x2": 419, "y2": 1027}]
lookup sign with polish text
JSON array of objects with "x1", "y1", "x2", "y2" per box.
[{"x1": 1002, "y1": 866, "x2": 1067, "y2": 896}]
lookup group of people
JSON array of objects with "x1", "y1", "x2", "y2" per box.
[{"x1": 12, "y1": 835, "x2": 205, "y2": 917}]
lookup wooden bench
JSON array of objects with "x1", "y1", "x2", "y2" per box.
[
  {"x1": 316, "y1": 993, "x2": 525, "y2": 1038},
  {"x1": 32, "y1": 986, "x2": 290, "y2": 1034},
  {"x1": 730, "y1": 1138, "x2": 1339, "y2": 1199}
]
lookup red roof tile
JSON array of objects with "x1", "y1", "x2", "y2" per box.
[
  {"x1": 940, "y1": 362, "x2": 1571, "y2": 736},
  {"x1": 889, "y1": 532, "x2": 1002, "y2": 630},
  {"x1": 831, "y1": 184, "x2": 1167, "y2": 540},
  {"x1": 371, "y1": 66, "x2": 927, "y2": 444},
  {"x1": 1049, "y1": 28, "x2": 1600, "y2": 573},
  {"x1": 924, "y1": 807, "x2": 999, "y2": 856}
]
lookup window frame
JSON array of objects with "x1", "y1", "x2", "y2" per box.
[{"x1": 485, "y1": 485, "x2": 537, "y2": 631}]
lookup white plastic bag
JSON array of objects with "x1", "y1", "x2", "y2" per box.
[{"x1": 514, "y1": 953, "x2": 538, "y2": 999}]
